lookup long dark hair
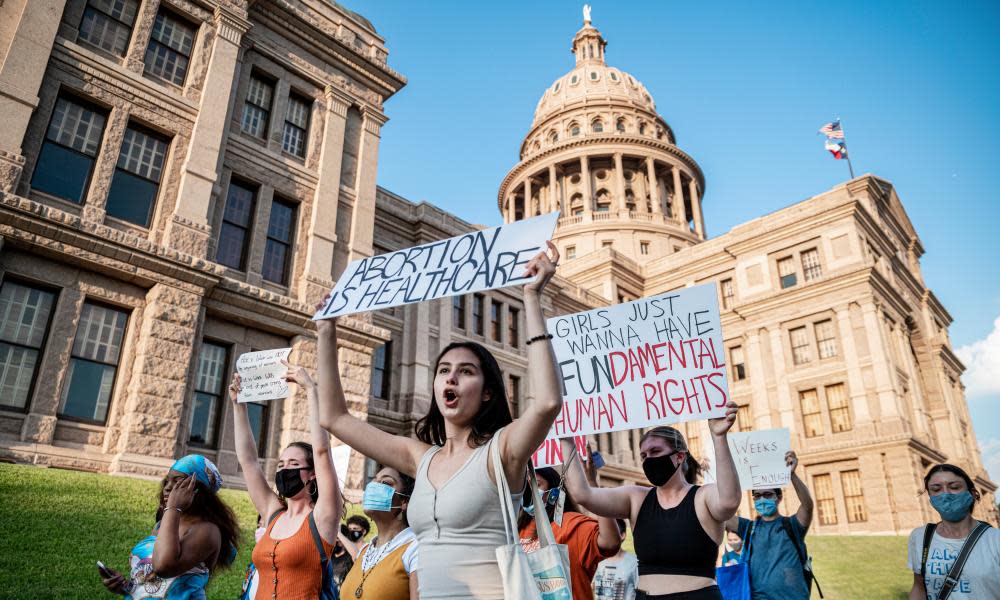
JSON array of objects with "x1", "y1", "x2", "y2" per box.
[
  {"x1": 286, "y1": 441, "x2": 319, "y2": 505},
  {"x1": 379, "y1": 466, "x2": 416, "y2": 526},
  {"x1": 924, "y1": 463, "x2": 979, "y2": 504},
  {"x1": 415, "y1": 341, "x2": 512, "y2": 448},
  {"x1": 517, "y1": 467, "x2": 581, "y2": 532},
  {"x1": 156, "y1": 481, "x2": 239, "y2": 570},
  {"x1": 640, "y1": 426, "x2": 701, "y2": 484}
]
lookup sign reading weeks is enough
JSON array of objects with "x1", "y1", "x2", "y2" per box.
[
  {"x1": 314, "y1": 212, "x2": 559, "y2": 320},
  {"x1": 236, "y1": 348, "x2": 292, "y2": 403},
  {"x1": 727, "y1": 428, "x2": 792, "y2": 490},
  {"x1": 545, "y1": 283, "x2": 730, "y2": 440}
]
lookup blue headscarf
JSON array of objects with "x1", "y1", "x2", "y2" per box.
[{"x1": 170, "y1": 454, "x2": 223, "y2": 493}]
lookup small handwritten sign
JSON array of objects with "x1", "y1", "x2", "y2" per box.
[
  {"x1": 544, "y1": 283, "x2": 730, "y2": 440},
  {"x1": 727, "y1": 428, "x2": 791, "y2": 490},
  {"x1": 331, "y1": 444, "x2": 351, "y2": 492},
  {"x1": 313, "y1": 212, "x2": 559, "y2": 320},
  {"x1": 533, "y1": 435, "x2": 589, "y2": 469},
  {"x1": 236, "y1": 348, "x2": 292, "y2": 403}
]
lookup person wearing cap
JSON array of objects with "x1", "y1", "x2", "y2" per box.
[
  {"x1": 518, "y1": 460, "x2": 623, "y2": 600},
  {"x1": 98, "y1": 454, "x2": 240, "y2": 598}
]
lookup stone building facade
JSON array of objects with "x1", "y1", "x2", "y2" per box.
[{"x1": 0, "y1": 3, "x2": 994, "y2": 533}]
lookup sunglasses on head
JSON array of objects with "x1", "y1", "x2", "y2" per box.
[{"x1": 752, "y1": 491, "x2": 779, "y2": 500}]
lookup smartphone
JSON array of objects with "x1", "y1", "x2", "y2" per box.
[
  {"x1": 96, "y1": 561, "x2": 112, "y2": 577},
  {"x1": 591, "y1": 451, "x2": 606, "y2": 469}
]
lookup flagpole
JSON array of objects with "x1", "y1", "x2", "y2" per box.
[{"x1": 839, "y1": 118, "x2": 856, "y2": 179}]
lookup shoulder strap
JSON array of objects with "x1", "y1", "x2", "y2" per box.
[
  {"x1": 489, "y1": 427, "x2": 520, "y2": 545},
  {"x1": 781, "y1": 517, "x2": 823, "y2": 598},
  {"x1": 527, "y1": 460, "x2": 558, "y2": 549},
  {"x1": 937, "y1": 522, "x2": 992, "y2": 600},
  {"x1": 267, "y1": 509, "x2": 284, "y2": 526},
  {"x1": 921, "y1": 523, "x2": 938, "y2": 576},
  {"x1": 741, "y1": 519, "x2": 758, "y2": 563},
  {"x1": 308, "y1": 512, "x2": 330, "y2": 566}
]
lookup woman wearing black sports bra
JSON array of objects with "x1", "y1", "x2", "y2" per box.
[{"x1": 560, "y1": 402, "x2": 741, "y2": 600}]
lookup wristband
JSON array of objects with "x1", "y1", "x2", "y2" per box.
[
  {"x1": 166, "y1": 506, "x2": 183, "y2": 513},
  {"x1": 525, "y1": 333, "x2": 553, "y2": 345}
]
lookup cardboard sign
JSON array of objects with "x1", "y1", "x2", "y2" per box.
[
  {"x1": 727, "y1": 428, "x2": 791, "y2": 490},
  {"x1": 545, "y1": 283, "x2": 730, "y2": 439},
  {"x1": 532, "y1": 435, "x2": 588, "y2": 469},
  {"x1": 236, "y1": 348, "x2": 292, "y2": 403},
  {"x1": 314, "y1": 212, "x2": 559, "y2": 320}
]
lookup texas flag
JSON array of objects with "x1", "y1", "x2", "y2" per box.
[{"x1": 825, "y1": 139, "x2": 848, "y2": 160}]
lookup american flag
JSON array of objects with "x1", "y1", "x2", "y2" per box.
[{"x1": 819, "y1": 120, "x2": 845, "y2": 139}]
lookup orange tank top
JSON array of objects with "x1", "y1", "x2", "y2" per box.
[{"x1": 252, "y1": 511, "x2": 335, "y2": 600}]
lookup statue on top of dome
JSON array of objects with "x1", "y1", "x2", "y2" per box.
[{"x1": 583, "y1": 4, "x2": 592, "y2": 24}]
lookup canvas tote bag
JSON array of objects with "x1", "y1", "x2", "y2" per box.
[{"x1": 491, "y1": 434, "x2": 573, "y2": 600}]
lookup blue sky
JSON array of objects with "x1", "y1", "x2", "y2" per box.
[{"x1": 356, "y1": 1, "x2": 1000, "y2": 480}]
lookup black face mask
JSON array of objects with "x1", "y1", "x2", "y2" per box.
[
  {"x1": 642, "y1": 452, "x2": 678, "y2": 487},
  {"x1": 275, "y1": 468, "x2": 306, "y2": 498},
  {"x1": 347, "y1": 529, "x2": 364, "y2": 542}
]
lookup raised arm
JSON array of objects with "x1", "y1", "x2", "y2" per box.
[
  {"x1": 787, "y1": 451, "x2": 814, "y2": 532},
  {"x1": 284, "y1": 362, "x2": 343, "y2": 544},
  {"x1": 499, "y1": 242, "x2": 565, "y2": 483},
  {"x1": 315, "y1": 315, "x2": 428, "y2": 478},
  {"x1": 229, "y1": 373, "x2": 283, "y2": 519},
  {"x1": 152, "y1": 475, "x2": 222, "y2": 577},
  {"x1": 559, "y1": 438, "x2": 638, "y2": 520},
  {"x1": 702, "y1": 401, "x2": 742, "y2": 522},
  {"x1": 585, "y1": 446, "x2": 625, "y2": 556}
]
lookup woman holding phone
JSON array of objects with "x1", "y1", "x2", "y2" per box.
[
  {"x1": 98, "y1": 454, "x2": 239, "y2": 598},
  {"x1": 317, "y1": 242, "x2": 563, "y2": 599}
]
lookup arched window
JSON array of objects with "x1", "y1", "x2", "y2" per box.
[
  {"x1": 595, "y1": 189, "x2": 611, "y2": 212},
  {"x1": 616, "y1": 119, "x2": 626, "y2": 133},
  {"x1": 548, "y1": 130, "x2": 559, "y2": 144},
  {"x1": 532, "y1": 140, "x2": 541, "y2": 151},
  {"x1": 592, "y1": 120, "x2": 604, "y2": 133},
  {"x1": 655, "y1": 128, "x2": 664, "y2": 140},
  {"x1": 570, "y1": 193, "x2": 584, "y2": 216},
  {"x1": 638, "y1": 122, "x2": 647, "y2": 135},
  {"x1": 570, "y1": 123, "x2": 581, "y2": 136},
  {"x1": 625, "y1": 189, "x2": 636, "y2": 210}
]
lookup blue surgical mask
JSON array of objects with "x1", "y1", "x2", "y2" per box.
[
  {"x1": 930, "y1": 491, "x2": 974, "y2": 522},
  {"x1": 754, "y1": 498, "x2": 778, "y2": 517},
  {"x1": 362, "y1": 481, "x2": 403, "y2": 512}
]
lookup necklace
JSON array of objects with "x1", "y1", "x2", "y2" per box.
[{"x1": 354, "y1": 531, "x2": 403, "y2": 598}]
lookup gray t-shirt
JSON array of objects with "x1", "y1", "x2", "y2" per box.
[
  {"x1": 907, "y1": 524, "x2": 1000, "y2": 599},
  {"x1": 592, "y1": 551, "x2": 638, "y2": 600},
  {"x1": 738, "y1": 516, "x2": 810, "y2": 600}
]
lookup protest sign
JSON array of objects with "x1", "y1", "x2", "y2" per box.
[
  {"x1": 727, "y1": 428, "x2": 791, "y2": 490},
  {"x1": 331, "y1": 444, "x2": 351, "y2": 492},
  {"x1": 544, "y1": 283, "x2": 729, "y2": 440},
  {"x1": 533, "y1": 435, "x2": 588, "y2": 469},
  {"x1": 313, "y1": 212, "x2": 559, "y2": 320},
  {"x1": 236, "y1": 348, "x2": 292, "y2": 403}
]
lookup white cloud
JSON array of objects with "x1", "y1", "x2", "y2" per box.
[
  {"x1": 980, "y1": 438, "x2": 1000, "y2": 486},
  {"x1": 956, "y1": 316, "x2": 1000, "y2": 398}
]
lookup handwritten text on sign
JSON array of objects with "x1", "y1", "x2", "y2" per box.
[
  {"x1": 314, "y1": 212, "x2": 559, "y2": 320},
  {"x1": 545, "y1": 283, "x2": 730, "y2": 439},
  {"x1": 727, "y1": 428, "x2": 791, "y2": 490},
  {"x1": 533, "y1": 435, "x2": 588, "y2": 469},
  {"x1": 236, "y1": 348, "x2": 292, "y2": 403}
]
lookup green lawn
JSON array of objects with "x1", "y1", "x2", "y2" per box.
[{"x1": 0, "y1": 463, "x2": 911, "y2": 599}]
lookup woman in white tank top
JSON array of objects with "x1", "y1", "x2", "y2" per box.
[{"x1": 315, "y1": 242, "x2": 564, "y2": 599}]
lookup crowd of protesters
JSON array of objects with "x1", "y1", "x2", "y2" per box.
[{"x1": 94, "y1": 242, "x2": 997, "y2": 600}]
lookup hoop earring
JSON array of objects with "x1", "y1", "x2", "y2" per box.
[{"x1": 309, "y1": 480, "x2": 318, "y2": 496}]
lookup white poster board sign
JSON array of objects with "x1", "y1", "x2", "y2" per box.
[
  {"x1": 533, "y1": 435, "x2": 588, "y2": 469},
  {"x1": 727, "y1": 428, "x2": 791, "y2": 490},
  {"x1": 236, "y1": 348, "x2": 292, "y2": 403},
  {"x1": 314, "y1": 212, "x2": 559, "y2": 320},
  {"x1": 545, "y1": 283, "x2": 730, "y2": 440},
  {"x1": 331, "y1": 444, "x2": 351, "y2": 492}
]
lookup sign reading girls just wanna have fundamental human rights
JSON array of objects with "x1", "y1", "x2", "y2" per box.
[
  {"x1": 545, "y1": 283, "x2": 730, "y2": 440},
  {"x1": 314, "y1": 212, "x2": 559, "y2": 320}
]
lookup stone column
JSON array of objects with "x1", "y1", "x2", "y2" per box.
[
  {"x1": 81, "y1": 106, "x2": 131, "y2": 223},
  {"x1": 400, "y1": 301, "x2": 431, "y2": 412},
  {"x1": 0, "y1": 0, "x2": 66, "y2": 192},
  {"x1": 548, "y1": 164, "x2": 558, "y2": 215},
  {"x1": 246, "y1": 184, "x2": 275, "y2": 287},
  {"x1": 768, "y1": 328, "x2": 794, "y2": 432},
  {"x1": 524, "y1": 178, "x2": 533, "y2": 216},
  {"x1": 277, "y1": 335, "x2": 319, "y2": 449},
  {"x1": 581, "y1": 155, "x2": 593, "y2": 217},
  {"x1": 672, "y1": 166, "x2": 687, "y2": 226},
  {"x1": 614, "y1": 153, "x2": 627, "y2": 212},
  {"x1": 746, "y1": 329, "x2": 773, "y2": 429},
  {"x1": 298, "y1": 88, "x2": 350, "y2": 303},
  {"x1": 835, "y1": 306, "x2": 873, "y2": 426},
  {"x1": 347, "y1": 107, "x2": 388, "y2": 262},
  {"x1": 164, "y1": 7, "x2": 251, "y2": 258},
  {"x1": 110, "y1": 284, "x2": 204, "y2": 477},
  {"x1": 862, "y1": 302, "x2": 902, "y2": 428},
  {"x1": 646, "y1": 157, "x2": 661, "y2": 214},
  {"x1": 689, "y1": 178, "x2": 705, "y2": 238}
]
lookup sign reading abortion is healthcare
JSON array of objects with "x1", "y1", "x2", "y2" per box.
[
  {"x1": 546, "y1": 283, "x2": 730, "y2": 440},
  {"x1": 314, "y1": 212, "x2": 559, "y2": 320}
]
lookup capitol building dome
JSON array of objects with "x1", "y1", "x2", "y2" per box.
[{"x1": 498, "y1": 10, "x2": 706, "y2": 301}]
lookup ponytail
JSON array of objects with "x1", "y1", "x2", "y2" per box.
[{"x1": 683, "y1": 452, "x2": 701, "y2": 484}]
